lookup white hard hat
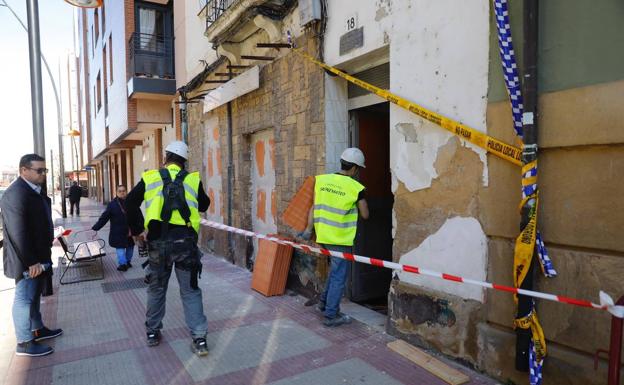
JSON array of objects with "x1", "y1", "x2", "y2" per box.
[
  {"x1": 165, "y1": 141, "x2": 189, "y2": 160},
  {"x1": 340, "y1": 147, "x2": 366, "y2": 168}
]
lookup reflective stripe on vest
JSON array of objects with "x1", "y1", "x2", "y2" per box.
[
  {"x1": 142, "y1": 164, "x2": 201, "y2": 233},
  {"x1": 313, "y1": 174, "x2": 364, "y2": 246}
]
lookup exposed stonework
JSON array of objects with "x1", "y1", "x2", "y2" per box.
[
  {"x1": 388, "y1": 281, "x2": 484, "y2": 367},
  {"x1": 188, "y1": 34, "x2": 327, "y2": 288},
  {"x1": 393, "y1": 136, "x2": 483, "y2": 258}
]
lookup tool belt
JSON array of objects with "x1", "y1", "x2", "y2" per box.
[{"x1": 144, "y1": 230, "x2": 203, "y2": 289}]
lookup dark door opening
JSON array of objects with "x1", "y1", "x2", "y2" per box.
[{"x1": 347, "y1": 102, "x2": 393, "y2": 314}]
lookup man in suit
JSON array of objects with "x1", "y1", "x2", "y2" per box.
[
  {"x1": 69, "y1": 181, "x2": 82, "y2": 216},
  {"x1": 1, "y1": 154, "x2": 62, "y2": 357}
]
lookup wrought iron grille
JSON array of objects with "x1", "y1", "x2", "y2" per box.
[
  {"x1": 205, "y1": 0, "x2": 238, "y2": 28},
  {"x1": 128, "y1": 32, "x2": 174, "y2": 79}
]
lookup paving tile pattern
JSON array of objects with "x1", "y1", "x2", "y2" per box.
[{"x1": 0, "y1": 199, "x2": 500, "y2": 385}]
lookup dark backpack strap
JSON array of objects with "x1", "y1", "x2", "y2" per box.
[
  {"x1": 172, "y1": 169, "x2": 191, "y2": 226},
  {"x1": 159, "y1": 168, "x2": 192, "y2": 239},
  {"x1": 158, "y1": 168, "x2": 173, "y2": 238}
]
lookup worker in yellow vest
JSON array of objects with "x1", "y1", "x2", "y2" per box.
[
  {"x1": 300, "y1": 148, "x2": 369, "y2": 327},
  {"x1": 126, "y1": 141, "x2": 211, "y2": 356}
]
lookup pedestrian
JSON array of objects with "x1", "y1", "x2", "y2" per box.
[
  {"x1": 0, "y1": 154, "x2": 62, "y2": 357},
  {"x1": 126, "y1": 141, "x2": 211, "y2": 356},
  {"x1": 299, "y1": 148, "x2": 369, "y2": 327},
  {"x1": 92, "y1": 185, "x2": 143, "y2": 272},
  {"x1": 68, "y1": 181, "x2": 82, "y2": 216}
]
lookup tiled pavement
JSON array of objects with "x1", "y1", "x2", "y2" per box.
[{"x1": 0, "y1": 198, "x2": 500, "y2": 385}]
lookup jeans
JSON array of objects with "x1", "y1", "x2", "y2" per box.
[
  {"x1": 13, "y1": 276, "x2": 44, "y2": 343},
  {"x1": 70, "y1": 200, "x2": 80, "y2": 215},
  {"x1": 116, "y1": 246, "x2": 134, "y2": 266},
  {"x1": 319, "y1": 244, "x2": 352, "y2": 319},
  {"x1": 145, "y1": 252, "x2": 207, "y2": 339}
]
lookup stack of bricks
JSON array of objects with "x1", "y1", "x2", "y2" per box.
[{"x1": 251, "y1": 237, "x2": 294, "y2": 296}]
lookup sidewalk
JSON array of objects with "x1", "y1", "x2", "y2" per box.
[{"x1": 0, "y1": 198, "x2": 500, "y2": 385}]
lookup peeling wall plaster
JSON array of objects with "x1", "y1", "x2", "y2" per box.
[
  {"x1": 398, "y1": 216, "x2": 488, "y2": 302},
  {"x1": 325, "y1": 0, "x2": 490, "y2": 193}
]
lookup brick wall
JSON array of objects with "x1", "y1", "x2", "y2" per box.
[{"x1": 188, "y1": 34, "x2": 325, "y2": 274}]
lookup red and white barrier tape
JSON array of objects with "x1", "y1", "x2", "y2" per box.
[{"x1": 201, "y1": 220, "x2": 624, "y2": 318}]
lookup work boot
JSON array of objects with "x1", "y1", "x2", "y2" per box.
[
  {"x1": 323, "y1": 314, "x2": 352, "y2": 327},
  {"x1": 147, "y1": 331, "x2": 161, "y2": 347},
  {"x1": 16, "y1": 340, "x2": 54, "y2": 357},
  {"x1": 33, "y1": 327, "x2": 63, "y2": 342},
  {"x1": 191, "y1": 337, "x2": 209, "y2": 357}
]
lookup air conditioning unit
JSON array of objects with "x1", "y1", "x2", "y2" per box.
[{"x1": 299, "y1": 0, "x2": 321, "y2": 27}]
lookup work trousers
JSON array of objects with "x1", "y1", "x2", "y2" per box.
[{"x1": 145, "y1": 249, "x2": 207, "y2": 339}]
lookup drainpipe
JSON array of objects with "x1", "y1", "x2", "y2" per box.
[
  {"x1": 515, "y1": 0, "x2": 538, "y2": 372},
  {"x1": 226, "y1": 64, "x2": 234, "y2": 258},
  {"x1": 180, "y1": 101, "x2": 188, "y2": 144}
]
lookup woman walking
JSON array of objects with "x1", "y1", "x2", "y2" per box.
[{"x1": 92, "y1": 185, "x2": 144, "y2": 271}]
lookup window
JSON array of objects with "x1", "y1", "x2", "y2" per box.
[
  {"x1": 96, "y1": 72, "x2": 102, "y2": 111},
  {"x1": 103, "y1": 46, "x2": 108, "y2": 116},
  {"x1": 108, "y1": 34, "x2": 113, "y2": 84},
  {"x1": 101, "y1": 0, "x2": 106, "y2": 33},
  {"x1": 94, "y1": 8, "x2": 99, "y2": 42}
]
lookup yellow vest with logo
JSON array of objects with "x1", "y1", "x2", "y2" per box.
[
  {"x1": 142, "y1": 164, "x2": 201, "y2": 234},
  {"x1": 313, "y1": 174, "x2": 364, "y2": 246}
]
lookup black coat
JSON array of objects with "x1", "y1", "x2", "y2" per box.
[
  {"x1": 92, "y1": 197, "x2": 143, "y2": 248},
  {"x1": 1, "y1": 177, "x2": 54, "y2": 280},
  {"x1": 69, "y1": 184, "x2": 82, "y2": 203}
]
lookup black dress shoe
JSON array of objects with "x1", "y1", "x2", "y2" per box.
[
  {"x1": 16, "y1": 340, "x2": 53, "y2": 357},
  {"x1": 33, "y1": 327, "x2": 63, "y2": 342}
]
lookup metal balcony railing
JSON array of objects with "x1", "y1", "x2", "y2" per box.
[
  {"x1": 128, "y1": 32, "x2": 174, "y2": 79},
  {"x1": 204, "y1": 0, "x2": 238, "y2": 29}
]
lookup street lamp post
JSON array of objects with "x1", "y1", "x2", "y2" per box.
[
  {"x1": 1, "y1": 0, "x2": 101, "y2": 216},
  {"x1": 0, "y1": 0, "x2": 67, "y2": 217},
  {"x1": 68, "y1": 129, "x2": 81, "y2": 182},
  {"x1": 26, "y1": 0, "x2": 45, "y2": 158}
]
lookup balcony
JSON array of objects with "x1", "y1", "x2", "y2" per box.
[
  {"x1": 127, "y1": 32, "x2": 176, "y2": 98},
  {"x1": 204, "y1": 0, "x2": 238, "y2": 30},
  {"x1": 202, "y1": 0, "x2": 293, "y2": 65}
]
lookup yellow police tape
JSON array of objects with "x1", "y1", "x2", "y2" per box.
[
  {"x1": 514, "y1": 167, "x2": 538, "y2": 293},
  {"x1": 293, "y1": 47, "x2": 545, "y2": 361},
  {"x1": 292, "y1": 49, "x2": 523, "y2": 166},
  {"x1": 514, "y1": 311, "x2": 546, "y2": 362}
]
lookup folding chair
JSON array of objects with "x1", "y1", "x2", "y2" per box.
[{"x1": 58, "y1": 229, "x2": 107, "y2": 285}]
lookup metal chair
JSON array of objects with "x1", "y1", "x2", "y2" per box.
[{"x1": 58, "y1": 229, "x2": 106, "y2": 285}]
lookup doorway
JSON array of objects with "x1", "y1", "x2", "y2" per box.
[{"x1": 347, "y1": 102, "x2": 393, "y2": 314}]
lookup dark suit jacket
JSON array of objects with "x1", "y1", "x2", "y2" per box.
[
  {"x1": 1, "y1": 177, "x2": 54, "y2": 280},
  {"x1": 92, "y1": 197, "x2": 143, "y2": 248},
  {"x1": 69, "y1": 184, "x2": 82, "y2": 203}
]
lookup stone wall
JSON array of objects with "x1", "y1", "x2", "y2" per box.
[{"x1": 187, "y1": 34, "x2": 328, "y2": 290}]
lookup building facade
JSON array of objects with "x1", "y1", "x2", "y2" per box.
[
  {"x1": 76, "y1": 0, "x2": 178, "y2": 203},
  {"x1": 75, "y1": 1, "x2": 624, "y2": 384}
]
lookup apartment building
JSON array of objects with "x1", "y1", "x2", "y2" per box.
[
  {"x1": 74, "y1": 1, "x2": 623, "y2": 384},
  {"x1": 179, "y1": 1, "x2": 624, "y2": 384},
  {"x1": 76, "y1": 0, "x2": 178, "y2": 203}
]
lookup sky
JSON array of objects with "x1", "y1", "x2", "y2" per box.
[{"x1": 0, "y1": 0, "x2": 76, "y2": 171}]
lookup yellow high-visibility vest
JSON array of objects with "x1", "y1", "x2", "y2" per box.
[
  {"x1": 313, "y1": 174, "x2": 364, "y2": 246},
  {"x1": 142, "y1": 164, "x2": 201, "y2": 233}
]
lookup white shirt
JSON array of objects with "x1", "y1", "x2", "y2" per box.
[{"x1": 23, "y1": 178, "x2": 42, "y2": 194}]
